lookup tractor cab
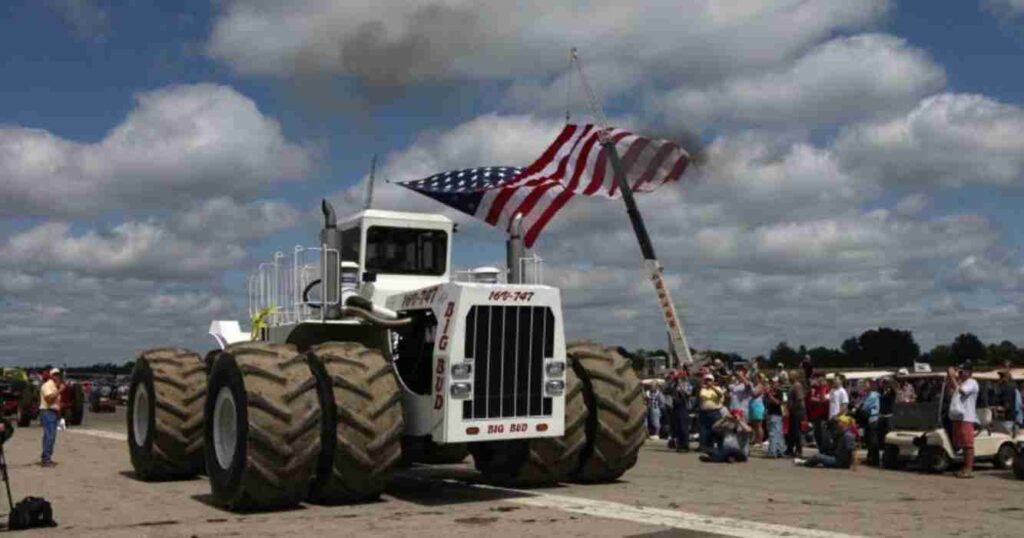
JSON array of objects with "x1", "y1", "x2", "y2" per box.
[{"x1": 339, "y1": 209, "x2": 454, "y2": 304}]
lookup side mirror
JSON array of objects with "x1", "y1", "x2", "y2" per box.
[{"x1": 362, "y1": 271, "x2": 377, "y2": 283}]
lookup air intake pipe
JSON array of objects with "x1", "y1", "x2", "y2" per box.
[
  {"x1": 506, "y1": 213, "x2": 524, "y2": 284},
  {"x1": 320, "y1": 199, "x2": 343, "y2": 320}
]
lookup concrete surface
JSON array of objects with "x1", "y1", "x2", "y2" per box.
[{"x1": 1, "y1": 408, "x2": 1022, "y2": 537}]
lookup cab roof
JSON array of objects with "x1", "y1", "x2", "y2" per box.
[{"x1": 339, "y1": 208, "x2": 453, "y2": 228}]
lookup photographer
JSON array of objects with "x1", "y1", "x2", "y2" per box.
[{"x1": 39, "y1": 368, "x2": 64, "y2": 467}]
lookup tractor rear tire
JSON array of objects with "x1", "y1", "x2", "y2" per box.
[
  {"x1": 205, "y1": 343, "x2": 321, "y2": 511},
  {"x1": 17, "y1": 389, "x2": 35, "y2": 427},
  {"x1": 569, "y1": 341, "x2": 646, "y2": 483},
  {"x1": 307, "y1": 342, "x2": 404, "y2": 504},
  {"x1": 128, "y1": 348, "x2": 207, "y2": 481},
  {"x1": 471, "y1": 364, "x2": 588, "y2": 487},
  {"x1": 69, "y1": 384, "x2": 85, "y2": 426}
]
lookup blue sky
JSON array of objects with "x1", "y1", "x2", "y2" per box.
[{"x1": 2, "y1": 1, "x2": 1024, "y2": 364}]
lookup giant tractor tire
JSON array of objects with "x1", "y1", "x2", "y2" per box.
[
  {"x1": 470, "y1": 360, "x2": 588, "y2": 487},
  {"x1": 306, "y1": 342, "x2": 404, "y2": 504},
  {"x1": 205, "y1": 343, "x2": 321, "y2": 511},
  {"x1": 128, "y1": 348, "x2": 207, "y2": 480},
  {"x1": 569, "y1": 341, "x2": 646, "y2": 483},
  {"x1": 69, "y1": 384, "x2": 85, "y2": 426}
]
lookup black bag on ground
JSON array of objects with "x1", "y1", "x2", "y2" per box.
[{"x1": 8, "y1": 497, "x2": 57, "y2": 530}]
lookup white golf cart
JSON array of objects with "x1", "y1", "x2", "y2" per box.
[{"x1": 882, "y1": 371, "x2": 1019, "y2": 473}]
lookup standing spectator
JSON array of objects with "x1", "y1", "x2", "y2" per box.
[
  {"x1": 794, "y1": 415, "x2": 859, "y2": 470},
  {"x1": 897, "y1": 379, "x2": 916, "y2": 404},
  {"x1": 879, "y1": 378, "x2": 897, "y2": 456},
  {"x1": 858, "y1": 380, "x2": 881, "y2": 466},
  {"x1": 764, "y1": 379, "x2": 786, "y2": 457},
  {"x1": 997, "y1": 372, "x2": 1019, "y2": 438},
  {"x1": 807, "y1": 374, "x2": 830, "y2": 453},
  {"x1": 698, "y1": 374, "x2": 725, "y2": 452},
  {"x1": 728, "y1": 367, "x2": 753, "y2": 418},
  {"x1": 786, "y1": 375, "x2": 806, "y2": 457},
  {"x1": 39, "y1": 368, "x2": 64, "y2": 467},
  {"x1": 947, "y1": 363, "x2": 979, "y2": 479},
  {"x1": 800, "y1": 354, "x2": 814, "y2": 385},
  {"x1": 700, "y1": 410, "x2": 751, "y2": 463},
  {"x1": 666, "y1": 370, "x2": 692, "y2": 452},
  {"x1": 826, "y1": 376, "x2": 849, "y2": 455},
  {"x1": 646, "y1": 384, "x2": 662, "y2": 437},
  {"x1": 749, "y1": 374, "x2": 767, "y2": 445}
]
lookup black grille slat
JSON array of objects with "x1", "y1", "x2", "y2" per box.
[{"x1": 463, "y1": 305, "x2": 553, "y2": 420}]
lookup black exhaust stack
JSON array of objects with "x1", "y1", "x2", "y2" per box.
[{"x1": 320, "y1": 199, "x2": 342, "y2": 320}]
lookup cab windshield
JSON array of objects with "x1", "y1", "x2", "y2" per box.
[{"x1": 364, "y1": 226, "x2": 447, "y2": 276}]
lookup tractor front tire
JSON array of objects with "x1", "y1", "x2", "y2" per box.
[
  {"x1": 69, "y1": 384, "x2": 85, "y2": 426},
  {"x1": 205, "y1": 343, "x2": 321, "y2": 511},
  {"x1": 471, "y1": 364, "x2": 588, "y2": 487},
  {"x1": 128, "y1": 348, "x2": 207, "y2": 480},
  {"x1": 569, "y1": 341, "x2": 646, "y2": 483},
  {"x1": 307, "y1": 342, "x2": 404, "y2": 504}
]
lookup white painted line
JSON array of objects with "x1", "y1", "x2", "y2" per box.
[
  {"x1": 450, "y1": 481, "x2": 863, "y2": 538},
  {"x1": 66, "y1": 428, "x2": 127, "y2": 442}
]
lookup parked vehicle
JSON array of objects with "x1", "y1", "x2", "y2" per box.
[
  {"x1": 17, "y1": 370, "x2": 85, "y2": 427},
  {"x1": 882, "y1": 372, "x2": 1018, "y2": 472}
]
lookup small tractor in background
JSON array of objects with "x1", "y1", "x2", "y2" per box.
[
  {"x1": 127, "y1": 201, "x2": 647, "y2": 511},
  {"x1": 14, "y1": 369, "x2": 85, "y2": 428}
]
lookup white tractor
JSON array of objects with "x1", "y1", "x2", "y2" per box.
[{"x1": 126, "y1": 201, "x2": 646, "y2": 510}]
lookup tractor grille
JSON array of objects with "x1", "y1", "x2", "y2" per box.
[{"x1": 462, "y1": 305, "x2": 554, "y2": 420}]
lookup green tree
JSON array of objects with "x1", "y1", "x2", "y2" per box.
[
  {"x1": 923, "y1": 344, "x2": 955, "y2": 367},
  {"x1": 769, "y1": 341, "x2": 801, "y2": 368},
  {"x1": 986, "y1": 340, "x2": 1020, "y2": 367},
  {"x1": 856, "y1": 328, "x2": 920, "y2": 367},
  {"x1": 951, "y1": 333, "x2": 986, "y2": 365}
]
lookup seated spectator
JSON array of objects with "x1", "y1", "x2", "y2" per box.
[
  {"x1": 700, "y1": 410, "x2": 752, "y2": 463},
  {"x1": 794, "y1": 415, "x2": 858, "y2": 470}
]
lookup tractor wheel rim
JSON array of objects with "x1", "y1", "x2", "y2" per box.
[
  {"x1": 132, "y1": 385, "x2": 150, "y2": 447},
  {"x1": 213, "y1": 387, "x2": 238, "y2": 470}
]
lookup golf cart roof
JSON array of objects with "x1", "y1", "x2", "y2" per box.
[{"x1": 825, "y1": 370, "x2": 896, "y2": 381}]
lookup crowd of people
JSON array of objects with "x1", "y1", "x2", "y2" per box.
[{"x1": 644, "y1": 358, "x2": 1024, "y2": 477}]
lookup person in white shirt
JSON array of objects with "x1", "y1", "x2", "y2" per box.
[
  {"x1": 947, "y1": 363, "x2": 979, "y2": 479},
  {"x1": 828, "y1": 376, "x2": 849, "y2": 419}
]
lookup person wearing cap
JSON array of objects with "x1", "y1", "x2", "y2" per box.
[
  {"x1": 39, "y1": 368, "x2": 64, "y2": 467},
  {"x1": 698, "y1": 374, "x2": 724, "y2": 452},
  {"x1": 947, "y1": 362, "x2": 979, "y2": 479},
  {"x1": 794, "y1": 415, "x2": 858, "y2": 470}
]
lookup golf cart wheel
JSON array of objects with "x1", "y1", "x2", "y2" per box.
[
  {"x1": 920, "y1": 446, "x2": 950, "y2": 474},
  {"x1": 1013, "y1": 446, "x2": 1024, "y2": 480},
  {"x1": 69, "y1": 384, "x2": 85, "y2": 426},
  {"x1": 205, "y1": 343, "x2": 321, "y2": 511},
  {"x1": 471, "y1": 364, "x2": 587, "y2": 487},
  {"x1": 128, "y1": 348, "x2": 207, "y2": 480},
  {"x1": 306, "y1": 342, "x2": 404, "y2": 504},
  {"x1": 994, "y1": 443, "x2": 1015, "y2": 470},
  {"x1": 569, "y1": 341, "x2": 646, "y2": 483},
  {"x1": 882, "y1": 445, "x2": 902, "y2": 470}
]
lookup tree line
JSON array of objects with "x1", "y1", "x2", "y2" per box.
[{"x1": 623, "y1": 329, "x2": 1024, "y2": 371}]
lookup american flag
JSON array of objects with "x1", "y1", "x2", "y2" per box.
[{"x1": 399, "y1": 124, "x2": 691, "y2": 247}]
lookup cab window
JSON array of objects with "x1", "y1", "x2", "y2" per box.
[{"x1": 365, "y1": 226, "x2": 447, "y2": 276}]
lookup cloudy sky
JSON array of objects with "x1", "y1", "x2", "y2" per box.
[{"x1": 2, "y1": 1, "x2": 1024, "y2": 365}]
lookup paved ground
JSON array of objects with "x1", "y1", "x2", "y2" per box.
[{"x1": 3, "y1": 408, "x2": 1023, "y2": 537}]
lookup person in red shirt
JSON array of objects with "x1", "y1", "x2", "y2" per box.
[{"x1": 806, "y1": 373, "x2": 830, "y2": 454}]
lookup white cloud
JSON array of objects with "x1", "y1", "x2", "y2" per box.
[
  {"x1": 835, "y1": 93, "x2": 1024, "y2": 186},
  {"x1": 0, "y1": 84, "x2": 313, "y2": 218},
  {"x1": 47, "y1": 0, "x2": 109, "y2": 42},
  {"x1": 984, "y1": 0, "x2": 1024, "y2": 19},
  {"x1": 0, "y1": 221, "x2": 244, "y2": 280},
  {"x1": 207, "y1": 0, "x2": 890, "y2": 86},
  {"x1": 172, "y1": 197, "x2": 303, "y2": 242},
  {"x1": 654, "y1": 34, "x2": 945, "y2": 128}
]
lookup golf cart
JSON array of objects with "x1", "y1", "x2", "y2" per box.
[{"x1": 882, "y1": 371, "x2": 1018, "y2": 473}]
